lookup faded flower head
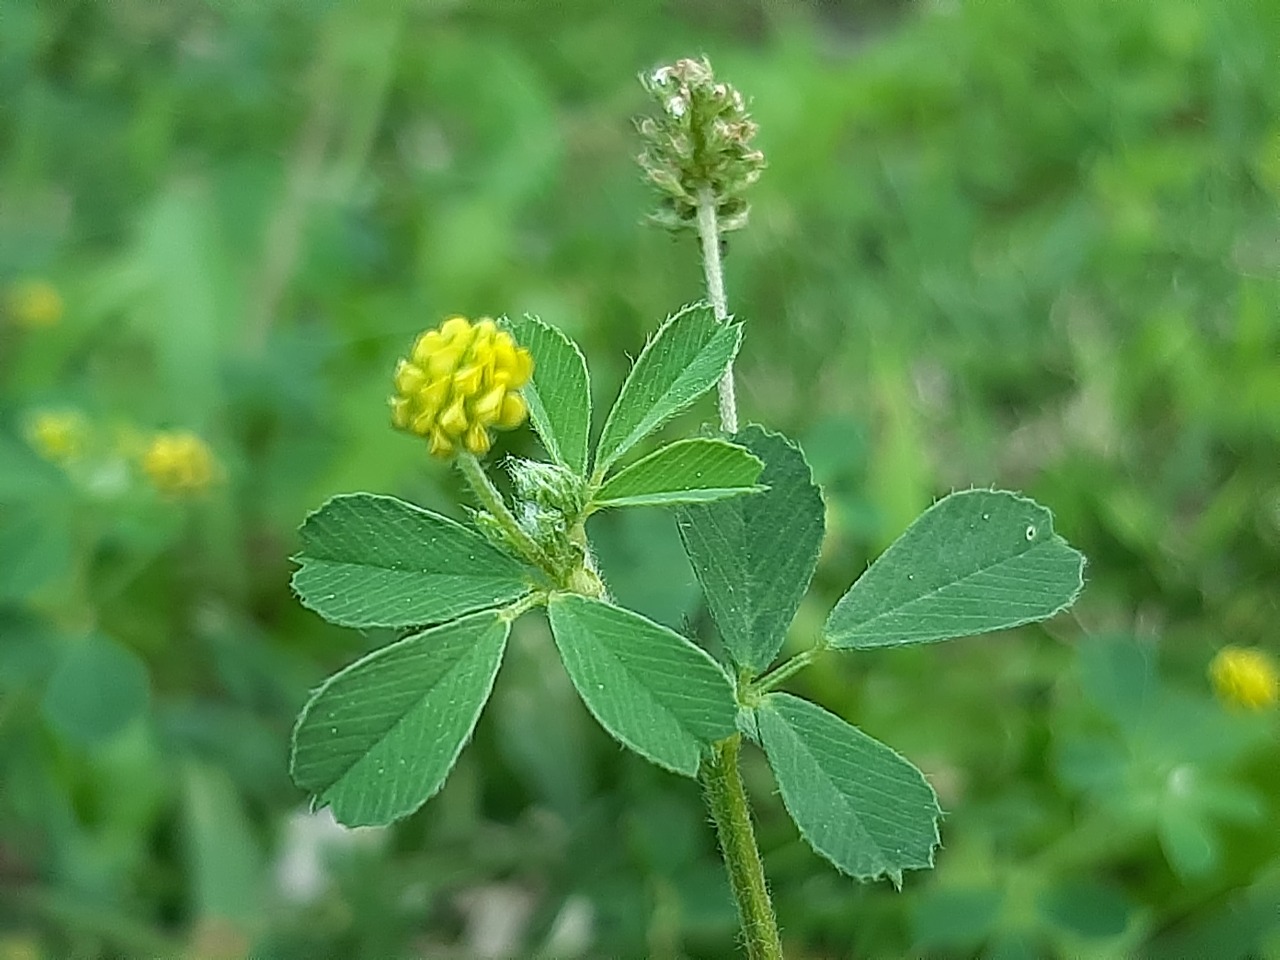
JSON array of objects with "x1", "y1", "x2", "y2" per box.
[
  {"x1": 391, "y1": 316, "x2": 532, "y2": 458},
  {"x1": 636, "y1": 57, "x2": 765, "y2": 232},
  {"x1": 1209, "y1": 645, "x2": 1278, "y2": 711},
  {"x1": 25, "y1": 409, "x2": 87, "y2": 465},
  {"x1": 5, "y1": 279, "x2": 63, "y2": 329},
  {"x1": 142, "y1": 431, "x2": 218, "y2": 495}
]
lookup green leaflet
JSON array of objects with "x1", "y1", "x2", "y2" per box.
[
  {"x1": 676, "y1": 426, "x2": 825, "y2": 674},
  {"x1": 755, "y1": 692, "x2": 941, "y2": 885},
  {"x1": 290, "y1": 611, "x2": 509, "y2": 827},
  {"x1": 547, "y1": 594, "x2": 738, "y2": 777},
  {"x1": 593, "y1": 437, "x2": 764, "y2": 509},
  {"x1": 593, "y1": 303, "x2": 742, "y2": 476},
  {"x1": 292, "y1": 493, "x2": 536, "y2": 629},
  {"x1": 41, "y1": 633, "x2": 150, "y2": 746},
  {"x1": 825, "y1": 489, "x2": 1085, "y2": 649},
  {"x1": 0, "y1": 494, "x2": 73, "y2": 602},
  {"x1": 182, "y1": 760, "x2": 265, "y2": 933},
  {"x1": 1036, "y1": 879, "x2": 1132, "y2": 939},
  {"x1": 1077, "y1": 634, "x2": 1155, "y2": 729},
  {"x1": 504, "y1": 314, "x2": 591, "y2": 476}
]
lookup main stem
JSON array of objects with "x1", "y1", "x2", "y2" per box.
[
  {"x1": 695, "y1": 187, "x2": 783, "y2": 958},
  {"x1": 696, "y1": 185, "x2": 738, "y2": 434},
  {"x1": 701, "y1": 736, "x2": 784, "y2": 960}
]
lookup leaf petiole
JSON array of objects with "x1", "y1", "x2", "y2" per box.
[
  {"x1": 497, "y1": 590, "x2": 548, "y2": 622},
  {"x1": 751, "y1": 642, "x2": 827, "y2": 696}
]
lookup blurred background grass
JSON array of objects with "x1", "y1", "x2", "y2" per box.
[{"x1": 1, "y1": 1, "x2": 1278, "y2": 957}]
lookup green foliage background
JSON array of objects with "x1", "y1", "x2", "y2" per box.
[{"x1": 2, "y1": 1, "x2": 1278, "y2": 957}]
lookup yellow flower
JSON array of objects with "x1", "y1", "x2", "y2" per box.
[
  {"x1": 1209, "y1": 646, "x2": 1279, "y2": 711},
  {"x1": 141, "y1": 431, "x2": 218, "y2": 495},
  {"x1": 5, "y1": 279, "x2": 63, "y2": 329},
  {"x1": 390, "y1": 316, "x2": 533, "y2": 457},
  {"x1": 25, "y1": 410, "x2": 87, "y2": 465}
]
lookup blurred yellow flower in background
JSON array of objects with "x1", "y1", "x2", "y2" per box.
[
  {"x1": 141, "y1": 431, "x2": 219, "y2": 495},
  {"x1": 25, "y1": 410, "x2": 87, "y2": 465},
  {"x1": 5, "y1": 279, "x2": 64, "y2": 329},
  {"x1": 1209, "y1": 646, "x2": 1279, "y2": 711},
  {"x1": 390, "y1": 316, "x2": 532, "y2": 458}
]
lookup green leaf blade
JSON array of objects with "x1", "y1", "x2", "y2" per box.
[
  {"x1": 293, "y1": 493, "x2": 536, "y2": 629},
  {"x1": 182, "y1": 759, "x2": 264, "y2": 932},
  {"x1": 593, "y1": 437, "x2": 764, "y2": 509},
  {"x1": 290, "y1": 610, "x2": 509, "y2": 826},
  {"x1": 594, "y1": 303, "x2": 742, "y2": 475},
  {"x1": 825, "y1": 489, "x2": 1085, "y2": 650},
  {"x1": 547, "y1": 594, "x2": 737, "y2": 777},
  {"x1": 676, "y1": 426, "x2": 825, "y2": 673},
  {"x1": 41, "y1": 633, "x2": 150, "y2": 746},
  {"x1": 756, "y1": 692, "x2": 941, "y2": 885},
  {"x1": 504, "y1": 314, "x2": 591, "y2": 475}
]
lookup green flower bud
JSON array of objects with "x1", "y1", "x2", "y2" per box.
[{"x1": 636, "y1": 57, "x2": 765, "y2": 233}]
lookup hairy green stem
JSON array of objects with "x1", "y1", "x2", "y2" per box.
[
  {"x1": 695, "y1": 185, "x2": 782, "y2": 957},
  {"x1": 456, "y1": 453, "x2": 554, "y2": 571},
  {"x1": 701, "y1": 735, "x2": 784, "y2": 960},
  {"x1": 567, "y1": 518, "x2": 608, "y2": 600},
  {"x1": 696, "y1": 185, "x2": 738, "y2": 434}
]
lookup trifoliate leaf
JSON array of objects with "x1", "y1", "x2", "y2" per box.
[
  {"x1": 756, "y1": 692, "x2": 941, "y2": 885},
  {"x1": 505, "y1": 315, "x2": 591, "y2": 475},
  {"x1": 290, "y1": 611, "x2": 509, "y2": 826},
  {"x1": 292, "y1": 493, "x2": 536, "y2": 629},
  {"x1": 676, "y1": 426, "x2": 824, "y2": 673},
  {"x1": 825, "y1": 489, "x2": 1085, "y2": 649},
  {"x1": 547, "y1": 594, "x2": 737, "y2": 776},
  {"x1": 593, "y1": 437, "x2": 764, "y2": 509},
  {"x1": 594, "y1": 303, "x2": 741, "y2": 476}
]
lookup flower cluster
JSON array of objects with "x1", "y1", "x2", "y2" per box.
[
  {"x1": 5, "y1": 279, "x2": 63, "y2": 329},
  {"x1": 25, "y1": 410, "x2": 87, "y2": 465},
  {"x1": 1209, "y1": 645, "x2": 1278, "y2": 711},
  {"x1": 142, "y1": 431, "x2": 219, "y2": 495},
  {"x1": 636, "y1": 57, "x2": 766, "y2": 233},
  {"x1": 391, "y1": 316, "x2": 532, "y2": 458}
]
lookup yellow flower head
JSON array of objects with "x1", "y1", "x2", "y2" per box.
[
  {"x1": 390, "y1": 316, "x2": 533, "y2": 458},
  {"x1": 25, "y1": 410, "x2": 87, "y2": 465},
  {"x1": 1209, "y1": 646, "x2": 1278, "y2": 711},
  {"x1": 5, "y1": 279, "x2": 63, "y2": 329},
  {"x1": 141, "y1": 431, "x2": 218, "y2": 495}
]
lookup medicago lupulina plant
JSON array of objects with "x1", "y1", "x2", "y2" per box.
[{"x1": 288, "y1": 58, "x2": 1086, "y2": 958}]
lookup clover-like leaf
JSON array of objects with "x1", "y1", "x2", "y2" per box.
[
  {"x1": 756, "y1": 692, "x2": 941, "y2": 886},
  {"x1": 42, "y1": 633, "x2": 150, "y2": 746},
  {"x1": 825, "y1": 489, "x2": 1085, "y2": 649},
  {"x1": 676, "y1": 426, "x2": 824, "y2": 673},
  {"x1": 594, "y1": 303, "x2": 741, "y2": 476},
  {"x1": 292, "y1": 493, "x2": 536, "y2": 629},
  {"x1": 290, "y1": 611, "x2": 509, "y2": 826},
  {"x1": 547, "y1": 594, "x2": 737, "y2": 776},
  {"x1": 504, "y1": 314, "x2": 591, "y2": 475},
  {"x1": 593, "y1": 437, "x2": 764, "y2": 510}
]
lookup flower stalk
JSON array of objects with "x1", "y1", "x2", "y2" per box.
[
  {"x1": 456, "y1": 452, "x2": 553, "y2": 572},
  {"x1": 696, "y1": 184, "x2": 738, "y2": 433}
]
